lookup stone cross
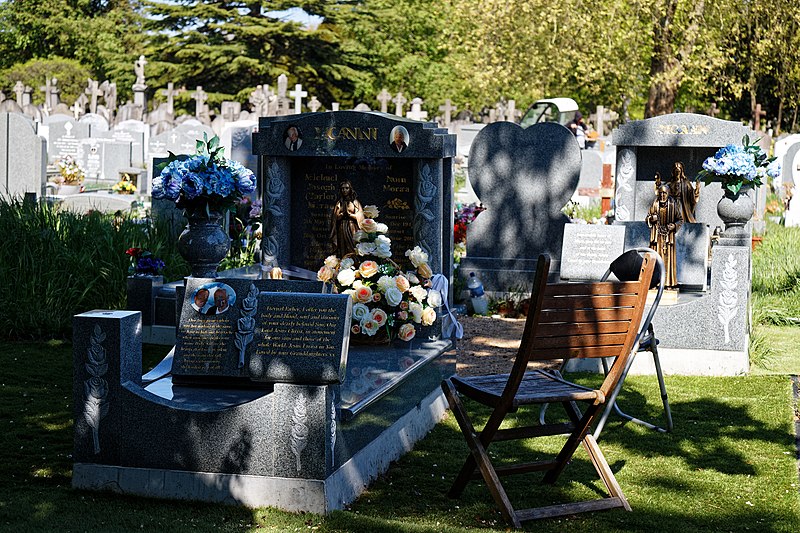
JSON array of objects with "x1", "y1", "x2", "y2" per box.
[
  {"x1": 708, "y1": 103, "x2": 720, "y2": 118},
  {"x1": 507, "y1": 100, "x2": 518, "y2": 122},
  {"x1": 40, "y1": 78, "x2": 58, "y2": 112},
  {"x1": 101, "y1": 81, "x2": 117, "y2": 114},
  {"x1": 406, "y1": 98, "x2": 428, "y2": 121},
  {"x1": 331, "y1": 102, "x2": 340, "y2": 111},
  {"x1": 161, "y1": 82, "x2": 179, "y2": 115},
  {"x1": 495, "y1": 101, "x2": 506, "y2": 122},
  {"x1": 72, "y1": 93, "x2": 88, "y2": 119},
  {"x1": 753, "y1": 103, "x2": 766, "y2": 132},
  {"x1": 85, "y1": 79, "x2": 102, "y2": 114},
  {"x1": 192, "y1": 86, "x2": 208, "y2": 118},
  {"x1": 277, "y1": 74, "x2": 289, "y2": 115},
  {"x1": 14, "y1": 81, "x2": 24, "y2": 104},
  {"x1": 308, "y1": 96, "x2": 321, "y2": 112},
  {"x1": 393, "y1": 92, "x2": 407, "y2": 116},
  {"x1": 289, "y1": 83, "x2": 307, "y2": 114},
  {"x1": 248, "y1": 85, "x2": 267, "y2": 117},
  {"x1": 438, "y1": 99, "x2": 456, "y2": 127},
  {"x1": 377, "y1": 88, "x2": 392, "y2": 113},
  {"x1": 22, "y1": 85, "x2": 33, "y2": 106}
]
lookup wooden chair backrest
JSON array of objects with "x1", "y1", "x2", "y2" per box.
[{"x1": 507, "y1": 254, "x2": 656, "y2": 400}]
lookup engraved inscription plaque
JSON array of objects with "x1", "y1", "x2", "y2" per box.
[{"x1": 559, "y1": 224, "x2": 626, "y2": 280}]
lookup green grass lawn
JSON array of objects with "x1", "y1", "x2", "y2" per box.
[{"x1": 1, "y1": 341, "x2": 798, "y2": 532}]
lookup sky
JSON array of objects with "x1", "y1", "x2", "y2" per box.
[{"x1": 267, "y1": 7, "x2": 323, "y2": 30}]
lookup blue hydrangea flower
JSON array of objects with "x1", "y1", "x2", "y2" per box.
[{"x1": 181, "y1": 172, "x2": 205, "y2": 199}]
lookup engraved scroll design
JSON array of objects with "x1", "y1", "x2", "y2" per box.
[
  {"x1": 290, "y1": 392, "x2": 308, "y2": 473},
  {"x1": 330, "y1": 400, "x2": 337, "y2": 461},
  {"x1": 413, "y1": 162, "x2": 437, "y2": 259},
  {"x1": 615, "y1": 148, "x2": 634, "y2": 221},
  {"x1": 717, "y1": 253, "x2": 739, "y2": 344},
  {"x1": 263, "y1": 161, "x2": 287, "y2": 261},
  {"x1": 235, "y1": 284, "x2": 258, "y2": 368},
  {"x1": 83, "y1": 325, "x2": 109, "y2": 454}
]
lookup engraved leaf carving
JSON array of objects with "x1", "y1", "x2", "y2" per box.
[
  {"x1": 84, "y1": 325, "x2": 109, "y2": 454},
  {"x1": 330, "y1": 401, "x2": 336, "y2": 460},
  {"x1": 290, "y1": 394, "x2": 308, "y2": 473}
]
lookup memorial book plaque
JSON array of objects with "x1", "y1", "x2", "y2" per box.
[
  {"x1": 560, "y1": 224, "x2": 626, "y2": 280},
  {"x1": 172, "y1": 278, "x2": 348, "y2": 386}
]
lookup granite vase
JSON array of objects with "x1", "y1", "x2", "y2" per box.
[
  {"x1": 177, "y1": 208, "x2": 230, "y2": 278},
  {"x1": 717, "y1": 184, "x2": 754, "y2": 239}
]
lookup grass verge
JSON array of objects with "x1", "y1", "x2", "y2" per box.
[{"x1": 1, "y1": 342, "x2": 798, "y2": 532}]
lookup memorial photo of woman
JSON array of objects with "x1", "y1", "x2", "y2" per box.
[{"x1": 389, "y1": 126, "x2": 409, "y2": 153}]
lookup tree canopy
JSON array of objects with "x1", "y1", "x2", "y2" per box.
[{"x1": 0, "y1": 0, "x2": 797, "y2": 129}]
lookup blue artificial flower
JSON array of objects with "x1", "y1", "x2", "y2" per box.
[
  {"x1": 767, "y1": 159, "x2": 782, "y2": 179},
  {"x1": 181, "y1": 172, "x2": 205, "y2": 199}
]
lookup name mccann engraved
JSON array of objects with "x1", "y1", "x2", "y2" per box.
[
  {"x1": 656, "y1": 124, "x2": 711, "y2": 135},
  {"x1": 314, "y1": 127, "x2": 379, "y2": 141},
  {"x1": 178, "y1": 317, "x2": 234, "y2": 372},
  {"x1": 256, "y1": 305, "x2": 340, "y2": 357}
]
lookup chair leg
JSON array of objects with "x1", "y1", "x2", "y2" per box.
[
  {"x1": 543, "y1": 403, "x2": 600, "y2": 484},
  {"x1": 650, "y1": 341, "x2": 674, "y2": 432},
  {"x1": 441, "y1": 380, "x2": 521, "y2": 528},
  {"x1": 582, "y1": 435, "x2": 631, "y2": 511}
]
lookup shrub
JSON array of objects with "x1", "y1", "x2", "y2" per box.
[{"x1": 0, "y1": 198, "x2": 187, "y2": 340}]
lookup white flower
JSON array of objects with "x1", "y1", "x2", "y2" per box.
[
  {"x1": 427, "y1": 288, "x2": 443, "y2": 308},
  {"x1": 360, "y1": 317, "x2": 380, "y2": 336},
  {"x1": 375, "y1": 234, "x2": 391, "y2": 247},
  {"x1": 373, "y1": 242, "x2": 392, "y2": 258},
  {"x1": 337, "y1": 268, "x2": 356, "y2": 286},
  {"x1": 354, "y1": 230, "x2": 367, "y2": 242},
  {"x1": 405, "y1": 271, "x2": 420, "y2": 285},
  {"x1": 376, "y1": 222, "x2": 389, "y2": 234},
  {"x1": 352, "y1": 279, "x2": 364, "y2": 290},
  {"x1": 409, "y1": 302, "x2": 423, "y2": 323},
  {"x1": 421, "y1": 307, "x2": 436, "y2": 326},
  {"x1": 352, "y1": 303, "x2": 370, "y2": 321},
  {"x1": 342, "y1": 289, "x2": 356, "y2": 300},
  {"x1": 324, "y1": 255, "x2": 339, "y2": 268},
  {"x1": 360, "y1": 219, "x2": 378, "y2": 233},
  {"x1": 356, "y1": 242, "x2": 376, "y2": 256},
  {"x1": 363, "y1": 205, "x2": 380, "y2": 218},
  {"x1": 340, "y1": 257, "x2": 354, "y2": 270},
  {"x1": 385, "y1": 287, "x2": 403, "y2": 307},
  {"x1": 377, "y1": 275, "x2": 395, "y2": 293},
  {"x1": 409, "y1": 285, "x2": 428, "y2": 302},
  {"x1": 405, "y1": 246, "x2": 429, "y2": 267}
]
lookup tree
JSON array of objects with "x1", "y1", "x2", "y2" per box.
[{"x1": 144, "y1": 0, "x2": 357, "y2": 106}]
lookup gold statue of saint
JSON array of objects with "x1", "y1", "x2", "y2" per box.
[
  {"x1": 647, "y1": 184, "x2": 683, "y2": 288},
  {"x1": 330, "y1": 180, "x2": 364, "y2": 257},
  {"x1": 668, "y1": 161, "x2": 700, "y2": 223}
]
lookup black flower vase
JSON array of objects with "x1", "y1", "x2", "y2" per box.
[{"x1": 177, "y1": 209, "x2": 230, "y2": 278}]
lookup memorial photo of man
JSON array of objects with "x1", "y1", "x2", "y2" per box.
[
  {"x1": 284, "y1": 126, "x2": 303, "y2": 151},
  {"x1": 206, "y1": 288, "x2": 230, "y2": 315},
  {"x1": 389, "y1": 126, "x2": 409, "y2": 153}
]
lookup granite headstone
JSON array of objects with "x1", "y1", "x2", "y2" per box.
[{"x1": 0, "y1": 112, "x2": 47, "y2": 198}]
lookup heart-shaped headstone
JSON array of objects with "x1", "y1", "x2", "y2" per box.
[{"x1": 466, "y1": 121, "x2": 581, "y2": 260}]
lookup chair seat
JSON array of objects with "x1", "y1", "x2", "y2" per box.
[{"x1": 452, "y1": 370, "x2": 602, "y2": 408}]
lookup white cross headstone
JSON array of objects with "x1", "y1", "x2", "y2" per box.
[
  {"x1": 377, "y1": 89, "x2": 392, "y2": 113},
  {"x1": 331, "y1": 102, "x2": 340, "y2": 111},
  {"x1": 308, "y1": 96, "x2": 321, "y2": 112},
  {"x1": 191, "y1": 86, "x2": 208, "y2": 118},
  {"x1": 13, "y1": 81, "x2": 24, "y2": 105},
  {"x1": 161, "y1": 83, "x2": 180, "y2": 115},
  {"x1": 439, "y1": 99, "x2": 456, "y2": 127},
  {"x1": 507, "y1": 100, "x2": 517, "y2": 123},
  {"x1": 85, "y1": 79, "x2": 102, "y2": 114},
  {"x1": 393, "y1": 92, "x2": 407, "y2": 116},
  {"x1": 406, "y1": 97, "x2": 427, "y2": 121},
  {"x1": 289, "y1": 83, "x2": 307, "y2": 114}
]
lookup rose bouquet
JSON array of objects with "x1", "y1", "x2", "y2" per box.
[
  {"x1": 112, "y1": 180, "x2": 137, "y2": 194},
  {"x1": 698, "y1": 135, "x2": 781, "y2": 196},
  {"x1": 54, "y1": 155, "x2": 86, "y2": 185},
  {"x1": 152, "y1": 134, "x2": 256, "y2": 214},
  {"x1": 126, "y1": 248, "x2": 165, "y2": 276},
  {"x1": 317, "y1": 205, "x2": 442, "y2": 343}
]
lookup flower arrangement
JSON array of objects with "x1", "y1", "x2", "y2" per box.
[
  {"x1": 317, "y1": 205, "x2": 441, "y2": 343},
  {"x1": 125, "y1": 248, "x2": 165, "y2": 276},
  {"x1": 112, "y1": 180, "x2": 137, "y2": 195},
  {"x1": 698, "y1": 135, "x2": 781, "y2": 196},
  {"x1": 152, "y1": 134, "x2": 256, "y2": 213},
  {"x1": 54, "y1": 155, "x2": 86, "y2": 185},
  {"x1": 454, "y1": 202, "x2": 485, "y2": 244}
]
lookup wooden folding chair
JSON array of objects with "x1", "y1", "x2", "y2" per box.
[{"x1": 442, "y1": 253, "x2": 657, "y2": 526}]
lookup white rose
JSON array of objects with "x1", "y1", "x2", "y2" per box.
[
  {"x1": 409, "y1": 302, "x2": 423, "y2": 323},
  {"x1": 421, "y1": 306, "x2": 436, "y2": 326},
  {"x1": 405, "y1": 246, "x2": 429, "y2": 268},
  {"x1": 354, "y1": 230, "x2": 367, "y2": 242},
  {"x1": 385, "y1": 287, "x2": 403, "y2": 307},
  {"x1": 427, "y1": 288, "x2": 443, "y2": 308},
  {"x1": 376, "y1": 222, "x2": 389, "y2": 234},
  {"x1": 375, "y1": 234, "x2": 391, "y2": 247},
  {"x1": 337, "y1": 268, "x2": 356, "y2": 286},
  {"x1": 356, "y1": 242, "x2": 376, "y2": 256},
  {"x1": 342, "y1": 289, "x2": 356, "y2": 301},
  {"x1": 360, "y1": 317, "x2": 380, "y2": 336},
  {"x1": 352, "y1": 279, "x2": 364, "y2": 290},
  {"x1": 373, "y1": 243, "x2": 392, "y2": 258},
  {"x1": 324, "y1": 255, "x2": 339, "y2": 268},
  {"x1": 409, "y1": 285, "x2": 428, "y2": 302},
  {"x1": 405, "y1": 271, "x2": 420, "y2": 285},
  {"x1": 360, "y1": 218, "x2": 378, "y2": 233},
  {"x1": 377, "y1": 275, "x2": 395, "y2": 293},
  {"x1": 352, "y1": 303, "x2": 370, "y2": 321},
  {"x1": 340, "y1": 257, "x2": 354, "y2": 270},
  {"x1": 363, "y1": 205, "x2": 380, "y2": 218}
]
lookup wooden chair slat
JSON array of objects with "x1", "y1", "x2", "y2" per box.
[
  {"x1": 543, "y1": 280, "x2": 641, "y2": 296},
  {"x1": 531, "y1": 344, "x2": 627, "y2": 360},
  {"x1": 538, "y1": 307, "x2": 635, "y2": 324},
  {"x1": 515, "y1": 497, "x2": 625, "y2": 522},
  {"x1": 536, "y1": 320, "x2": 631, "y2": 337},
  {"x1": 541, "y1": 293, "x2": 639, "y2": 310},
  {"x1": 533, "y1": 332, "x2": 630, "y2": 350}
]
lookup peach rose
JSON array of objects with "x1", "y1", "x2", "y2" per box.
[
  {"x1": 363, "y1": 205, "x2": 380, "y2": 219},
  {"x1": 417, "y1": 262, "x2": 432, "y2": 279},
  {"x1": 371, "y1": 308, "x2": 388, "y2": 326},
  {"x1": 398, "y1": 323, "x2": 416, "y2": 342},
  {"x1": 317, "y1": 265, "x2": 335, "y2": 283},
  {"x1": 359, "y1": 260, "x2": 379, "y2": 278},
  {"x1": 324, "y1": 255, "x2": 339, "y2": 268},
  {"x1": 360, "y1": 218, "x2": 378, "y2": 233},
  {"x1": 395, "y1": 275, "x2": 410, "y2": 293},
  {"x1": 360, "y1": 317, "x2": 380, "y2": 336},
  {"x1": 421, "y1": 307, "x2": 436, "y2": 326},
  {"x1": 355, "y1": 285, "x2": 373, "y2": 303},
  {"x1": 396, "y1": 310, "x2": 408, "y2": 321}
]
